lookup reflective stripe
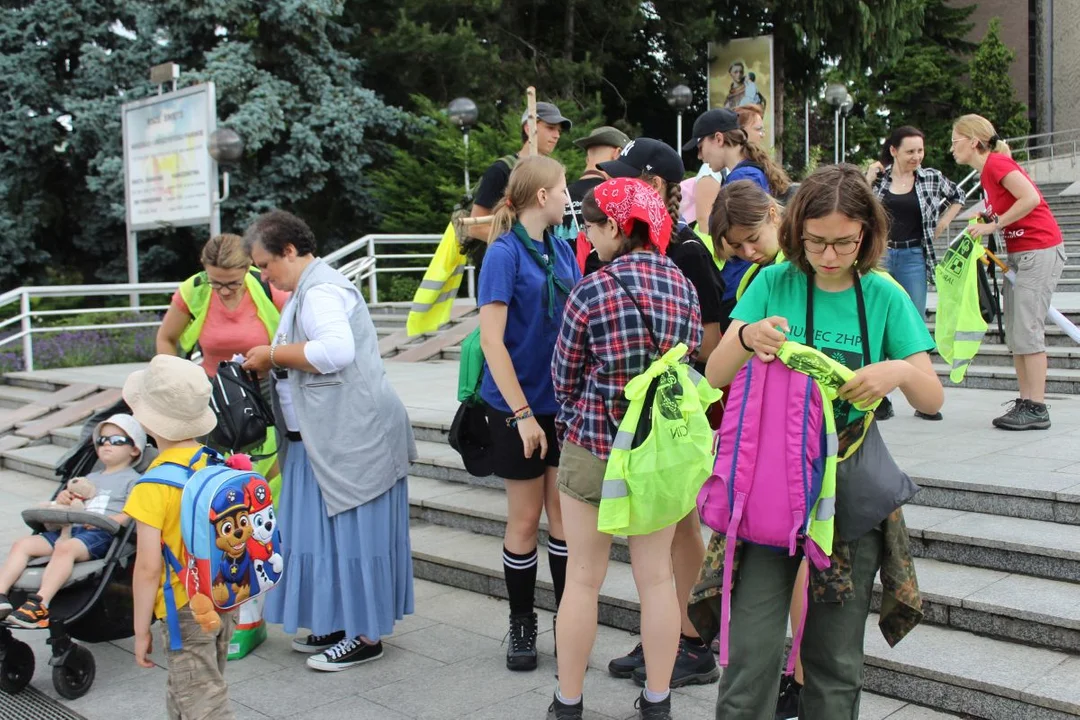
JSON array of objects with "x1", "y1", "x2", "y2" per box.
[
  {"x1": 409, "y1": 286, "x2": 463, "y2": 314},
  {"x1": 687, "y1": 366, "x2": 704, "y2": 385},
  {"x1": 951, "y1": 358, "x2": 971, "y2": 370},
  {"x1": 601, "y1": 479, "x2": 628, "y2": 499},
  {"x1": 954, "y1": 331, "x2": 985, "y2": 342},
  {"x1": 825, "y1": 433, "x2": 838, "y2": 457},
  {"x1": 815, "y1": 495, "x2": 836, "y2": 521},
  {"x1": 612, "y1": 430, "x2": 635, "y2": 451},
  {"x1": 418, "y1": 266, "x2": 465, "y2": 291}
]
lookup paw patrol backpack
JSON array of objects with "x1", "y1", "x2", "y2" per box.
[{"x1": 137, "y1": 448, "x2": 283, "y2": 650}]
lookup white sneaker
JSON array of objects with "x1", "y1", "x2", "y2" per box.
[{"x1": 305, "y1": 636, "x2": 383, "y2": 672}]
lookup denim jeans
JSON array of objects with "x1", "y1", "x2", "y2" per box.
[{"x1": 884, "y1": 246, "x2": 928, "y2": 318}]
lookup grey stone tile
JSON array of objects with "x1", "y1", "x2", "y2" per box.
[
  {"x1": 250, "y1": 625, "x2": 305, "y2": 668},
  {"x1": 857, "y1": 691, "x2": 908, "y2": 719},
  {"x1": 408, "y1": 475, "x2": 471, "y2": 504},
  {"x1": 226, "y1": 651, "x2": 287, "y2": 686},
  {"x1": 884, "y1": 704, "x2": 966, "y2": 719},
  {"x1": 230, "y1": 644, "x2": 443, "y2": 717},
  {"x1": 529, "y1": 675, "x2": 709, "y2": 720},
  {"x1": 905, "y1": 461, "x2": 1080, "y2": 498},
  {"x1": 387, "y1": 622, "x2": 502, "y2": 664},
  {"x1": 1020, "y1": 656, "x2": 1080, "y2": 715},
  {"x1": 478, "y1": 689, "x2": 618, "y2": 720},
  {"x1": 899, "y1": 506, "x2": 969, "y2": 537},
  {"x1": 285, "y1": 695, "x2": 412, "y2": 720},
  {"x1": 361, "y1": 654, "x2": 551, "y2": 720},
  {"x1": 922, "y1": 512, "x2": 1080, "y2": 560},
  {"x1": 963, "y1": 574, "x2": 1080, "y2": 630},
  {"x1": 233, "y1": 700, "x2": 274, "y2": 720},
  {"x1": 52, "y1": 662, "x2": 168, "y2": 719},
  {"x1": 902, "y1": 558, "x2": 1007, "y2": 607},
  {"x1": 863, "y1": 617, "x2": 1069, "y2": 700},
  {"x1": 1002, "y1": 437, "x2": 1080, "y2": 462},
  {"x1": 413, "y1": 578, "x2": 459, "y2": 603}
]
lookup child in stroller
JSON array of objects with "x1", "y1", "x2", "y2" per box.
[{"x1": 0, "y1": 401, "x2": 156, "y2": 699}]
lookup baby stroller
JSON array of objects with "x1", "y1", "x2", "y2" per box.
[{"x1": 0, "y1": 399, "x2": 156, "y2": 700}]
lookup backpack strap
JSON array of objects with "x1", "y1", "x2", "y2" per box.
[{"x1": 603, "y1": 268, "x2": 662, "y2": 354}]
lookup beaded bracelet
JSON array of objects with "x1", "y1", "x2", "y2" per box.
[
  {"x1": 507, "y1": 409, "x2": 534, "y2": 428},
  {"x1": 269, "y1": 344, "x2": 281, "y2": 370}
]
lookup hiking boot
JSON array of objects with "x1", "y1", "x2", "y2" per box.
[
  {"x1": 634, "y1": 691, "x2": 672, "y2": 719},
  {"x1": 9, "y1": 595, "x2": 49, "y2": 629},
  {"x1": 292, "y1": 630, "x2": 347, "y2": 653},
  {"x1": 993, "y1": 398, "x2": 1051, "y2": 430},
  {"x1": 0, "y1": 593, "x2": 11, "y2": 621},
  {"x1": 608, "y1": 641, "x2": 645, "y2": 678},
  {"x1": 547, "y1": 693, "x2": 584, "y2": 719},
  {"x1": 632, "y1": 636, "x2": 720, "y2": 688},
  {"x1": 775, "y1": 675, "x2": 802, "y2": 720},
  {"x1": 874, "y1": 397, "x2": 894, "y2": 421},
  {"x1": 505, "y1": 612, "x2": 538, "y2": 671},
  {"x1": 306, "y1": 636, "x2": 383, "y2": 672}
]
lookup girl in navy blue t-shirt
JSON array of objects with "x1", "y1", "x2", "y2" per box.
[{"x1": 477, "y1": 155, "x2": 581, "y2": 672}]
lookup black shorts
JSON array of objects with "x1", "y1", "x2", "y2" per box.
[{"x1": 485, "y1": 407, "x2": 561, "y2": 480}]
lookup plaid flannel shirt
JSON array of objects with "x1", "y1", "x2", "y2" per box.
[
  {"x1": 553, "y1": 252, "x2": 702, "y2": 460},
  {"x1": 872, "y1": 166, "x2": 966, "y2": 283}
]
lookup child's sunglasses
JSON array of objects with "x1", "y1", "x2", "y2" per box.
[{"x1": 96, "y1": 435, "x2": 133, "y2": 447}]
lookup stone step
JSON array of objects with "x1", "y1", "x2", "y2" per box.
[
  {"x1": 0, "y1": 442, "x2": 65, "y2": 480},
  {"x1": 933, "y1": 363, "x2": 1080, "y2": 394},
  {"x1": 48, "y1": 424, "x2": 84, "y2": 450},
  {"x1": 948, "y1": 344, "x2": 1080, "y2": 370},
  {"x1": 904, "y1": 505, "x2": 1080, "y2": 583},
  {"x1": 407, "y1": 474, "x2": 1080, "y2": 654},
  {"x1": 0, "y1": 384, "x2": 53, "y2": 410},
  {"x1": 409, "y1": 520, "x2": 1080, "y2": 718},
  {"x1": 926, "y1": 322, "x2": 1078, "y2": 347}
]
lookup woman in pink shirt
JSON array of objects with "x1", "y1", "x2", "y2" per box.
[{"x1": 156, "y1": 233, "x2": 289, "y2": 375}]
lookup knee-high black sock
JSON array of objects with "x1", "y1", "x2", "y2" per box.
[
  {"x1": 503, "y1": 546, "x2": 538, "y2": 616},
  {"x1": 547, "y1": 537, "x2": 568, "y2": 609}
]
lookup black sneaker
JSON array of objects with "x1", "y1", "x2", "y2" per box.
[
  {"x1": 547, "y1": 693, "x2": 584, "y2": 719},
  {"x1": 775, "y1": 675, "x2": 802, "y2": 720},
  {"x1": 993, "y1": 398, "x2": 1051, "y2": 430},
  {"x1": 292, "y1": 630, "x2": 346, "y2": 654},
  {"x1": 0, "y1": 593, "x2": 11, "y2": 621},
  {"x1": 9, "y1": 594, "x2": 49, "y2": 629},
  {"x1": 634, "y1": 691, "x2": 672, "y2": 719},
  {"x1": 874, "y1": 397, "x2": 894, "y2": 421},
  {"x1": 632, "y1": 636, "x2": 720, "y2": 687},
  {"x1": 608, "y1": 641, "x2": 645, "y2": 678},
  {"x1": 305, "y1": 636, "x2": 383, "y2": 671},
  {"x1": 505, "y1": 612, "x2": 538, "y2": 671}
]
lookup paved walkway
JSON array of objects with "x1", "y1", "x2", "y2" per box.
[{"x1": 3, "y1": 359, "x2": 1077, "y2": 718}]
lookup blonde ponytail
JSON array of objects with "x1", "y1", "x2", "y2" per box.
[
  {"x1": 486, "y1": 156, "x2": 565, "y2": 244},
  {"x1": 954, "y1": 114, "x2": 1011, "y2": 155}
]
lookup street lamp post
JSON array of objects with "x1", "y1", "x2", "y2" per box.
[
  {"x1": 667, "y1": 84, "x2": 693, "y2": 152},
  {"x1": 207, "y1": 127, "x2": 244, "y2": 237},
  {"x1": 824, "y1": 83, "x2": 848, "y2": 165},
  {"x1": 840, "y1": 93, "x2": 854, "y2": 163},
  {"x1": 448, "y1": 97, "x2": 480, "y2": 199}
]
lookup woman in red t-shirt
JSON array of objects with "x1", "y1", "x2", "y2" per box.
[{"x1": 952, "y1": 114, "x2": 1066, "y2": 430}]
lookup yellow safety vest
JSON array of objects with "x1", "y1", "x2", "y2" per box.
[
  {"x1": 407, "y1": 223, "x2": 466, "y2": 337},
  {"x1": 933, "y1": 229, "x2": 988, "y2": 382},
  {"x1": 177, "y1": 269, "x2": 280, "y2": 356}
]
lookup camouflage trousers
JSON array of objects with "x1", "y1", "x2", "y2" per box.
[
  {"x1": 715, "y1": 529, "x2": 883, "y2": 720},
  {"x1": 161, "y1": 604, "x2": 237, "y2": 720}
]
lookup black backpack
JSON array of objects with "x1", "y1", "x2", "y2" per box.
[{"x1": 209, "y1": 362, "x2": 275, "y2": 454}]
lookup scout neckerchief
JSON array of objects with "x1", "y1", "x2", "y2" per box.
[{"x1": 511, "y1": 222, "x2": 572, "y2": 319}]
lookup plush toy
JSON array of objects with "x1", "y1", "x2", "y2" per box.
[
  {"x1": 35, "y1": 477, "x2": 98, "y2": 538},
  {"x1": 189, "y1": 594, "x2": 221, "y2": 633}
]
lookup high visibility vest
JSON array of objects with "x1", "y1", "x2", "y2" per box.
[
  {"x1": 177, "y1": 269, "x2": 279, "y2": 357},
  {"x1": 598, "y1": 344, "x2": 722, "y2": 536},
  {"x1": 933, "y1": 229, "x2": 988, "y2": 382},
  {"x1": 694, "y1": 227, "x2": 726, "y2": 273},
  {"x1": 736, "y1": 250, "x2": 786, "y2": 300},
  {"x1": 407, "y1": 223, "x2": 466, "y2": 337}
]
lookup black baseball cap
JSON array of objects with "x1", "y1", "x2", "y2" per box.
[
  {"x1": 521, "y1": 102, "x2": 572, "y2": 131},
  {"x1": 682, "y1": 108, "x2": 740, "y2": 152},
  {"x1": 598, "y1": 138, "x2": 685, "y2": 184}
]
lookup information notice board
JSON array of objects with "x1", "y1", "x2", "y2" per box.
[{"x1": 121, "y1": 83, "x2": 217, "y2": 231}]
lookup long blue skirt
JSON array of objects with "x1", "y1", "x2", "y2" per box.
[{"x1": 264, "y1": 440, "x2": 414, "y2": 640}]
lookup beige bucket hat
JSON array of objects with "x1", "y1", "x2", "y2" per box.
[{"x1": 122, "y1": 355, "x2": 217, "y2": 441}]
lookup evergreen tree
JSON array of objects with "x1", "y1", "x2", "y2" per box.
[{"x1": 967, "y1": 17, "x2": 1030, "y2": 144}]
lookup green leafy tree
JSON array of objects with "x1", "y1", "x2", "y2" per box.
[
  {"x1": 967, "y1": 17, "x2": 1029, "y2": 144},
  {"x1": 0, "y1": 1, "x2": 408, "y2": 289}
]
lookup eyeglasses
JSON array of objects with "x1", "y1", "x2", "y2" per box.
[
  {"x1": 96, "y1": 435, "x2": 133, "y2": 447},
  {"x1": 949, "y1": 138, "x2": 967, "y2": 148},
  {"x1": 803, "y1": 237, "x2": 861, "y2": 255},
  {"x1": 208, "y1": 280, "x2": 243, "y2": 291}
]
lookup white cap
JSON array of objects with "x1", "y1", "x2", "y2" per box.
[{"x1": 93, "y1": 413, "x2": 147, "y2": 456}]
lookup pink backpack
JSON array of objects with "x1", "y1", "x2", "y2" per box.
[{"x1": 696, "y1": 355, "x2": 836, "y2": 668}]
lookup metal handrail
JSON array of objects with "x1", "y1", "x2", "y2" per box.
[
  {"x1": 1002, "y1": 128, "x2": 1080, "y2": 145},
  {"x1": 0, "y1": 233, "x2": 435, "y2": 371}
]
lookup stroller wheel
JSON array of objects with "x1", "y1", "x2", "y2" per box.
[
  {"x1": 0, "y1": 639, "x2": 35, "y2": 693},
  {"x1": 52, "y1": 644, "x2": 95, "y2": 700}
]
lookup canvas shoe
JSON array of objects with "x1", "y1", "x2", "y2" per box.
[
  {"x1": 993, "y1": 398, "x2": 1051, "y2": 430},
  {"x1": 292, "y1": 630, "x2": 346, "y2": 653},
  {"x1": 608, "y1": 641, "x2": 645, "y2": 678},
  {"x1": 9, "y1": 594, "x2": 49, "y2": 629},
  {"x1": 632, "y1": 636, "x2": 720, "y2": 688},
  {"x1": 305, "y1": 636, "x2": 383, "y2": 672},
  {"x1": 505, "y1": 612, "x2": 538, "y2": 671}
]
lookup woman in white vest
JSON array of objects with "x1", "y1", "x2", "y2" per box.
[{"x1": 242, "y1": 210, "x2": 417, "y2": 672}]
